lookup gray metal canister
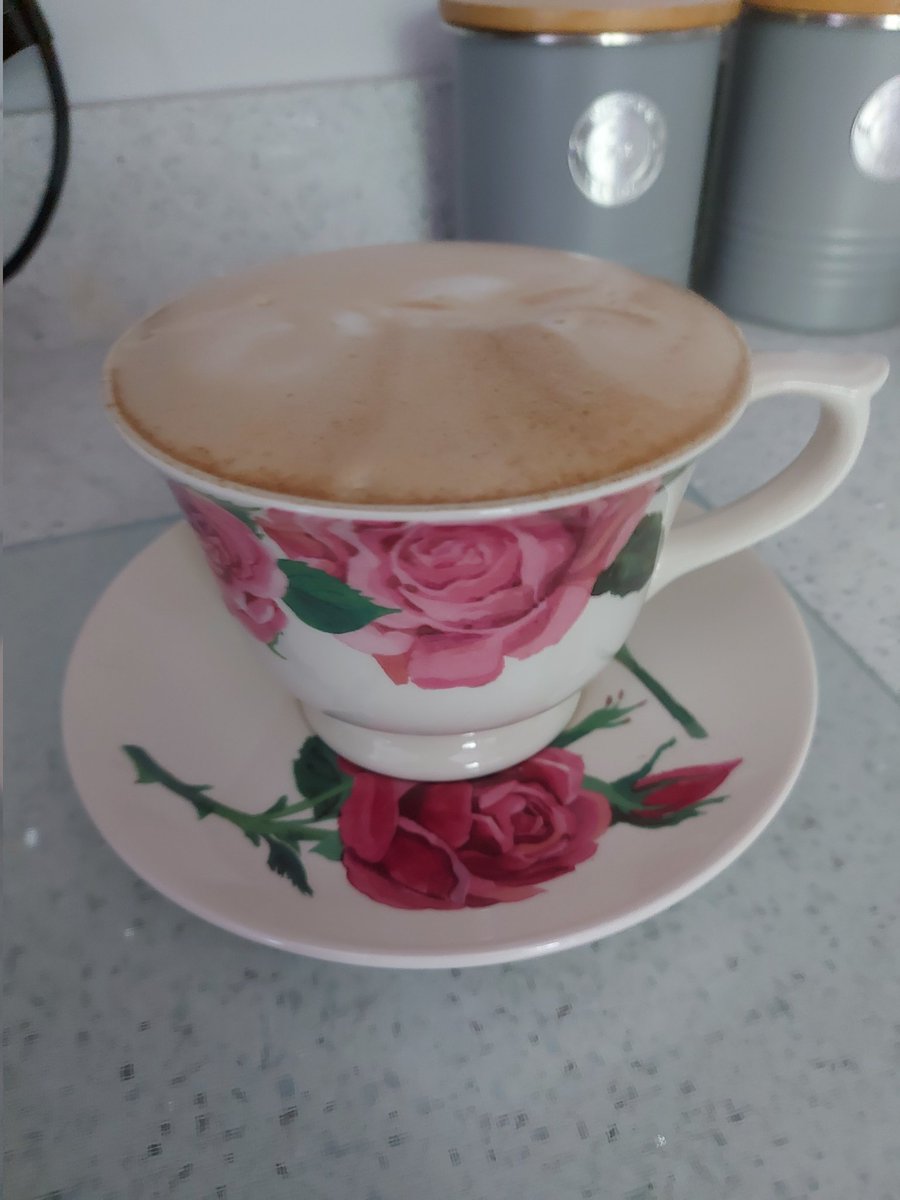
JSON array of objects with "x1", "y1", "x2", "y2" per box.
[
  {"x1": 442, "y1": 0, "x2": 741, "y2": 286},
  {"x1": 699, "y1": 0, "x2": 900, "y2": 333}
]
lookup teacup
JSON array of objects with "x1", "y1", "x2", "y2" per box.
[{"x1": 105, "y1": 243, "x2": 888, "y2": 779}]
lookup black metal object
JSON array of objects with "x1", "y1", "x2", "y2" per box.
[{"x1": 4, "y1": 0, "x2": 70, "y2": 280}]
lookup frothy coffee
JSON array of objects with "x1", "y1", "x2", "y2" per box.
[{"x1": 107, "y1": 243, "x2": 749, "y2": 506}]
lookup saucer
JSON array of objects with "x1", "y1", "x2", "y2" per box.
[{"x1": 63, "y1": 519, "x2": 817, "y2": 968}]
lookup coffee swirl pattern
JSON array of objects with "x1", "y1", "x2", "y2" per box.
[{"x1": 107, "y1": 243, "x2": 749, "y2": 506}]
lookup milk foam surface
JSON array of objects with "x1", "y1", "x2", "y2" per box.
[{"x1": 107, "y1": 243, "x2": 749, "y2": 505}]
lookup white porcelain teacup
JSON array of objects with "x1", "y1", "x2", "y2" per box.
[{"x1": 105, "y1": 245, "x2": 888, "y2": 780}]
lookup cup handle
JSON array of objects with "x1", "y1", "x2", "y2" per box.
[{"x1": 649, "y1": 351, "x2": 889, "y2": 597}]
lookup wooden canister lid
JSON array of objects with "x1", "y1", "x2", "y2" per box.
[
  {"x1": 747, "y1": 0, "x2": 898, "y2": 16},
  {"x1": 440, "y1": 0, "x2": 741, "y2": 34}
]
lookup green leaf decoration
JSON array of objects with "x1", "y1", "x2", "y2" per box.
[
  {"x1": 293, "y1": 737, "x2": 353, "y2": 819},
  {"x1": 614, "y1": 645, "x2": 708, "y2": 739},
  {"x1": 592, "y1": 513, "x2": 664, "y2": 598},
  {"x1": 662, "y1": 796, "x2": 734, "y2": 825},
  {"x1": 278, "y1": 560, "x2": 399, "y2": 633},
  {"x1": 310, "y1": 830, "x2": 344, "y2": 861},
  {"x1": 263, "y1": 837, "x2": 312, "y2": 895},
  {"x1": 293, "y1": 736, "x2": 341, "y2": 796},
  {"x1": 551, "y1": 702, "x2": 643, "y2": 749},
  {"x1": 631, "y1": 794, "x2": 727, "y2": 827},
  {"x1": 217, "y1": 498, "x2": 263, "y2": 535},
  {"x1": 312, "y1": 791, "x2": 350, "y2": 822}
]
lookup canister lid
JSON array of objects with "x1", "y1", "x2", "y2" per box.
[
  {"x1": 440, "y1": 0, "x2": 741, "y2": 34},
  {"x1": 746, "y1": 0, "x2": 898, "y2": 15}
]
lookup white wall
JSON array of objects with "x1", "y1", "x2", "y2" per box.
[{"x1": 3, "y1": 0, "x2": 448, "y2": 110}]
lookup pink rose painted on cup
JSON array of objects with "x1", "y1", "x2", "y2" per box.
[
  {"x1": 260, "y1": 482, "x2": 658, "y2": 688},
  {"x1": 257, "y1": 509, "x2": 352, "y2": 577},
  {"x1": 172, "y1": 484, "x2": 287, "y2": 644},
  {"x1": 336, "y1": 746, "x2": 613, "y2": 909}
]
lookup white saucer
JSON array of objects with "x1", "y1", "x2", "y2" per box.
[{"x1": 63, "y1": 520, "x2": 817, "y2": 969}]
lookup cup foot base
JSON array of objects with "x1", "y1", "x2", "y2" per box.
[{"x1": 301, "y1": 694, "x2": 582, "y2": 781}]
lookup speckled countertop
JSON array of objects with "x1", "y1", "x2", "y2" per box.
[
  {"x1": 4, "y1": 77, "x2": 900, "y2": 1200},
  {"x1": 6, "y1": 520, "x2": 900, "y2": 1200}
]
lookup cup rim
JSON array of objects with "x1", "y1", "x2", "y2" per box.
[
  {"x1": 105, "y1": 290, "x2": 752, "y2": 521},
  {"x1": 107, "y1": 365, "x2": 750, "y2": 522}
]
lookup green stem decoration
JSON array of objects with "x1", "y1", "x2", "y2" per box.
[
  {"x1": 274, "y1": 785, "x2": 347, "y2": 818},
  {"x1": 614, "y1": 644, "x2": 708, "y2": 740},
  {"x1": 123, "y1": 746, "x2": 336, "y2": 840},
  {"x1": 121, "y1": 746, "x2": 351, "y2": 896},
  {"x1": 551, "y1": 701, "x2": 644, "y2": 749}
]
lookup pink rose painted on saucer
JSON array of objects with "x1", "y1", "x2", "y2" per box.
[
  {"x1": 169, "y1": 479, "x2": 660, "y2": 688},
  {"x1": 336, "y1": 747, "x2": 613, "y2": 909},
  {"x1": 125, "y1": 679, "x2": 742, "y2": 910}
]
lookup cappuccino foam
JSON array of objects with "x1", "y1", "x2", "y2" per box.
[{"x1": 107, "y1": 243, "x2": 749, "y2": 506}]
